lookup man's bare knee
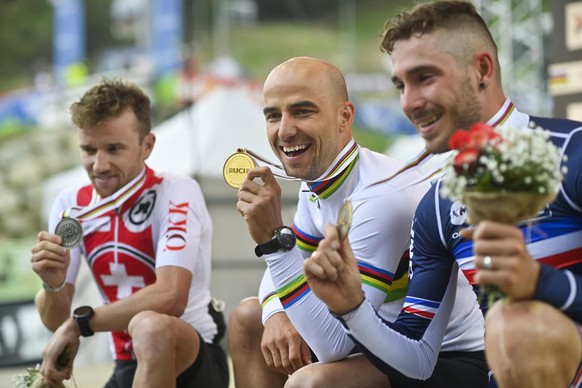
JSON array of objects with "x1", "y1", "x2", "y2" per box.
[
  {"x1": 285, "y1": 365, "x2": 319, "y2": 388},
  {"x1": 129, "y1": 310, "x2": 174, "y2": 354},
  {"x1": 229, "y1": 297, "x2": 262, "y2": 330},
  {"x1": 228, "y1": 297, "x2": 263, "y2": 349}
]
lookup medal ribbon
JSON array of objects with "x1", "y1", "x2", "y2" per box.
[
  {"x1": 61, "y1": 167, "x2": 147, "y2": 222},
  {"x1": 307, "y1": 143, "x2": 358, "y2": 199},
  {"x1": 365, "y1": 99, "x2": 516, "y2": 193},
  {"x1": 238, "y1": 138, "x2": 360, "y2": 184},
  {"x1": 365, "y1": 147, "x2": 443, "y2": 193}
]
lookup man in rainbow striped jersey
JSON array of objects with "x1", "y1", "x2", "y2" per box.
[{"x1": 229, "y1": 55, "x2": 454, "y2": 387}]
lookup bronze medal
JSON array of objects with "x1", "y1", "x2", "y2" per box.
[
  {"x1": 55, "y1": 217, "x2": 83, "y2": 248},
  {"x1": 336, "y1": 199, "x2": 353, "y2": 241},
  {"x1": 223, "y1": 152, "x2": 256, "y2": 188}
]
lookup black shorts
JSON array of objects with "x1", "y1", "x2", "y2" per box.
[
  {"x1": 389, "y1": 350, "x2": 488, "y2": 388},
  {"x1": 104, "y1": 334, "x2": 229, "y2": 388}
]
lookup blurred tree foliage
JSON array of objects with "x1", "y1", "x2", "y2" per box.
[
  {"x1": 0, "y1": 0, "x2": 121, "y2": 93},
  {"x1": 0, "y1": 1, "x2": 52, "y2": 92},
  {"x1": 0, "y1": 0, "x2": 393, "y2": 93},
  {"x1": 0, "y1": 0, "x2": 553, "y2": 94}
]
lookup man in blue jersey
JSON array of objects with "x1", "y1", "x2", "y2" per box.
[{"x1": 305, "y1": 1, "x2": 582, "y2": 388}]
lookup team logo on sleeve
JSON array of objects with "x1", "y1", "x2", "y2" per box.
[
  {"x1": 450, "y1": 201, "x2": 467, "y2": 225},
  {"x1": 164, "y1": 201, "x2": 189, "y2": 251}
]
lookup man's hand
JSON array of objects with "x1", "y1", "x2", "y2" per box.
[
  {"x1": 462, "y1": 220, "x2": 541, "y2": 300},
  {"x1": 261, "y1": 312, "x2": 312, "y2": 375},
  {"x1": 31, "y1": 231, "x2": 70, "y2": 289},
  {"x1": 39, "y1": 319, "x2": 80, "y2": 385},
  {"x1": 237, "y1": 167, "x2": 284, "y2": 245},
  {"x1": 304, "y1": 224, "x2": 364, "y2": 315}
]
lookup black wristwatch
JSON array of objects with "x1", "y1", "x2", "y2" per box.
[
  {"x1": 255, "y1": 226, "x2": 296, "y2": 257},
  {"x1": 73, "y1": 305, "x2": 95, "y2": 337}
]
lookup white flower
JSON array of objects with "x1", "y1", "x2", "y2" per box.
[{"x1": 440, "y1": 122, "x2": 565, "y2": 201}]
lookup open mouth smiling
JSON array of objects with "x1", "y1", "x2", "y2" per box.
[
  {"x1": 281, "y1": 144, "x2": 310, "y2": 157},
  {"x1": 416, "y1": 114, "x2": 440, "y2": 128}
]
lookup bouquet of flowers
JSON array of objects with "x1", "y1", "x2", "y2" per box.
[{"x1": 440, "y1": 122, "x2": 566, "y2": 225}]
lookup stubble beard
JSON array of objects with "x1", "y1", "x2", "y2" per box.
[{"x1": 449, "y1": 81, "x2": 483, "y2": 146}]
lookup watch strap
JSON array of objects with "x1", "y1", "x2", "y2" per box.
[
  {"x1": 255, "y1": 238, "x2": 280, "y2": 257},
  {"x1": 74, "y1": 306, "x2": 95, "y2": 337},
  {"x1": 255, "y1": 226, "x2": 296, "y2": 257}
]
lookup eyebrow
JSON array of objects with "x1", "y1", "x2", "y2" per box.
[
  {"x1": 263, "y1": 106, "x2": 277, "y2": 116},
  {"x1": 263, "y1": 100, "x2": 319, "y2": 116},
  {"x1": 391, "y1": 65, "x2": 437, "y2": 84},
  {"x1": 291, "y1": 100, "x2": 318, "y2": 110},
  {"x1": 80, "y1": 142, "x2": 125, "y2": 149}
]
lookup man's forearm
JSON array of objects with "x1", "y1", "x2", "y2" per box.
[{"x1": 35, "y1": 287, "x2": 73, "y2": 332}]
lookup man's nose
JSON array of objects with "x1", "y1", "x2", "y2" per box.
[
  {"x1": 92, "y1": 150, "x2": 110, "y2": 172},
  {"x1": 401, "y1": 86, "x2": 424, "y2": 116},
  {"x1": 278, "y1": 114, "x2": 297, "y2": 140}
]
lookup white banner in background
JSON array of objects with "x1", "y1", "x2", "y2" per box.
[{"x1": 566, "y1": 2, "x2": 582, "y2": 51}]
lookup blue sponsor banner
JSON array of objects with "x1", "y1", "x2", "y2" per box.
[
  {"x1": 354, "y1": 99, "x2": 416, "y2": 135},
  {"x1": 151, "y1": 0, "x2": 183, "y2": 76},
  {"x1": 0, "y1": 91, "x2": 38, "y2": 127},
  {"x1": 51, "y1": 0, "x2": 86, "y2": 84}
]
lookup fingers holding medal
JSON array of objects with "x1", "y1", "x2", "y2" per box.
[{"x1": 55, "y1": 217, "x2": 83, "y2": 249}]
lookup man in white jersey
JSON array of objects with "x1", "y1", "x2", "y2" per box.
[
  {"x1": 30, "y1": 79, "x2": 228, "y2": 387},
  {"x1": 306, "y1": 1, "x2": 582, "y2": 387},
  {"x1": 229, "y1": 56, "x2": 430, "y2": 387}
]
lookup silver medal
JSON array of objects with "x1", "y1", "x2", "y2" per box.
[{"x1": 55, "y1": 217, "x2": 83, "y2": 248}]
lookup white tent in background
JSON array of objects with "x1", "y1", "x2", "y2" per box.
[
  {"x1": 148, "y1": 85, "x2": 274, "y2": 177},
  {"x1": 41, "y1": 85, "x2": 276, "y2": 221}
]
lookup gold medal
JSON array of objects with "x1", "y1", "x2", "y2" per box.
[
  {"x1": 223, "y1": 152, "x2": 256, "y2": 188},
  {"x1": 336, "y1": 199, "x2": 353, "y2": 241},
  {"x1": 55, "y1": 217, "x2": 83, "y2": 248}
]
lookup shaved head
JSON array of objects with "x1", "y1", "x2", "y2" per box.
[
  {"x1": 262, "y1": 56, "x2": 355, "y2": 180},
  {"x1": 265, "y1": 57, "x2": 349, "y2": 106}
]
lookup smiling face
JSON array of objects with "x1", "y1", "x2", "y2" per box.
[
  {"x1": 262, "y1": 58, "x2": 354, "y2": 181},
  {"x1": 78, "y1": 109, "x2": 154, "y2": 198},
  {"x1": 390, "y1": 30, "x2": 484, "y2": 154}
]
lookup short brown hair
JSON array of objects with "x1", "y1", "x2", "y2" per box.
[
  {"x1": 70, "y1": 78, "x2": 152, "y2": 140},
  {"x1": 380, "y1": 1, "x2": 501, "y2": 83},
  {"x1": 381, "y1": 1, "x2": 496, "y2": 55}
]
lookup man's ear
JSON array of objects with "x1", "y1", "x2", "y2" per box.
[
  {"x1": 474, "y1": 51, "x2": 495, "y2": 88},
  {"x1": 143, "y1": 133, "x2": 156, "y2": 159},
  {"x1": 339, "y1": 102, "x2": 355, "y2": 132}
]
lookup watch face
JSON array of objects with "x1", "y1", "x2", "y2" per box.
[
  {"x1": 74, "y1": 305, "x2": 93, "y2": 317},
  {"x1": 278, "y1": 227, "x2": 296, "y2": 250}
]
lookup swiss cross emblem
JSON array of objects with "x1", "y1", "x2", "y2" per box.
[{"x1": 101, "y1": 262, "x2": 145, "y2": 299}]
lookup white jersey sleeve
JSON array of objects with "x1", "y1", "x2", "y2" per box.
[
  {"x1": 259, "y1": 268, "x2": 284, "y2": 324},
  {"x1": 265, "y1": 156, "x2": 428, "y2": 362},
  {"x1": 152, "y1": 175, "x2": 211, "y2": 273}
]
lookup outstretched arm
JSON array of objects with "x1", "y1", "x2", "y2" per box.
[{"x1": 266, "y1": 180, "x2": 419, "y2": 362}]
